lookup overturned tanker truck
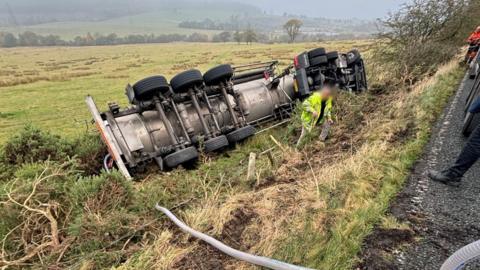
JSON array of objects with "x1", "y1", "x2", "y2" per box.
[{"x1": 86, "y1": 47, "x2": 367, "y2": 179}]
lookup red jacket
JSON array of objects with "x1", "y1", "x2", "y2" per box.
[{"x1": 468, "y1": 31, "x2": 480, "y2": 43}]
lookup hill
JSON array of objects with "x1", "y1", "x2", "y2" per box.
[{"x1": 0, "y1": 0, "x2": 377, "y2": 39}]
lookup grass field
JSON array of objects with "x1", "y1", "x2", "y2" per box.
[
  {"x1": 0, "y1": 5, "x2": 251, "y2": 38},
  {"x1": 0, "y1": 41, "x2": 373, "y2": 143}
]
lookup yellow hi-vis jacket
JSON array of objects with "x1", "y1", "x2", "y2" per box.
[{"x1": 301, "y1": 92, "x2": 333, "y2": 131}]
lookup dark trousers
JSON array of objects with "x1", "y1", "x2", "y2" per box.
[{"x1": 448, "y1": 123, "x2": 480, "y2": 177}]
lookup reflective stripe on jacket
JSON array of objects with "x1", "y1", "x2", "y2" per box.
[{"x1": 301, "y1": 92, "x2": 333, "y2": 131}]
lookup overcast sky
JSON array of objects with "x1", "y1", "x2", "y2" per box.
[{"x1": 232, "y1": 0, "x2": 407, "y2": 19}]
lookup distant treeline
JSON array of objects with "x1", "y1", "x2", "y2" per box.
[
  {"x1": 0, "y1": 31, "x2": 214, "y2": 48},
  {"x1": 0, "y1": 30, "x2": 370, "y2": 48}
]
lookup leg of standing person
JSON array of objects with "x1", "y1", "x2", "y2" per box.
[
  {"x1": 428, "y1": 123, "x2": 480, "y2": 185},
  {"x1": 319, "y1": 122, "x2": 331, "y2": 142}
]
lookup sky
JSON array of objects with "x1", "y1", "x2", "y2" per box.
[
  {"x1": 231, "y1": 0, "x2": 407, "y2": 19},
  {"x1": 0, "y1": 0, "x2": 408, "y2": 21}
]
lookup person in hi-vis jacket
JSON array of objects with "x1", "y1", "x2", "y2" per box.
[{"x1": 296, "y1": 85, "x2": 334, "y2": 149}]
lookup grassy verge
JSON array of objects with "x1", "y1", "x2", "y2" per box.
[{"x1": 272, "y1": 61, "x2": 464, "y2": 269}]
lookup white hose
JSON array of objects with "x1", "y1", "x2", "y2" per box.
[
  {"x1": 103, "y1": 154, "x2": 112, "y2": 173},
  {"x1": 155, "y1": 204, "x2": 315, "y2": 270},
  {"x1": 441, "y1": 240, "x2": 480, "y2": 270}
]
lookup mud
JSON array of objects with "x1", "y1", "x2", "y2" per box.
[
  {"x1": 173, "y1": 243, "x2": 228, "y2": 270},
  {"x1": 172, "y1": 207, "x2": 258, "y2": 270},
  {"x1": 357, "y1": 227, "x2": 415, "y2": 270},
  {"x1": 221, "y1": 208, "x2": 258, "y2": 249}
]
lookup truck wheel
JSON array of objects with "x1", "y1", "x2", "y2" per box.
[
  {"x1": 227, "y1": 125, "x2": 256, "y2": 143},
  {"x1": 326, "y1": 51, "x2": 339, "y2": 61},
  {"x1": 204, "y1": 135, "x2": 229, "y2": 152},
  {"x1": 133, "y1": 76, "x2": 170, "y2": 101},
  {"x1": 308, "y1": 48, "x2": 326, "y2": 59},
  {"x1": 465, "y1": 79, "x2": 480, "y2": 112},
  {"x1": 346, "y1": 49, "x2": 361, "y2": 66},
  {"x1": 170, "y1": 69, "x2": 204, "y2": 93},
  {"x1": 204, "y1": 64, "x2": 234, "y2": 86},
  {"x1": 469, "y1": 61, "x2": 477, "y2": 79},
  {"x1": 164, "y1": 146, "x2": 199, "y2": 168},
  {"x1": 310, "y1": 55, "x2": 328, "y2": 66}
]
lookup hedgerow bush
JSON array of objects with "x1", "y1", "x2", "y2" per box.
[
  {"x1": 0, "y1": 125, "x2": 149, "y2": 268},
  {"x1": 0, "y1": 125, "x2": 106, "y2": 180}
]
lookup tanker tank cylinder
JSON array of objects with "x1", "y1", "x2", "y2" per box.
[
  {"x1": 176, "y1": 103, "x2": 195, "y2": 134},
  {"x1": 131, "y1": 76, "x2": 199, "y2": 169},
  {"x1": 170, "y1": 69, "x2": 229, "y2": 153},
  {"x1": 203, "y1": 64, "x2": 256, "y2": 144}
]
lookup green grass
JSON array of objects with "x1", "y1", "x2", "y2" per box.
[{"x1": 0, "y1": 6, "x2": 254, "y2": 39}]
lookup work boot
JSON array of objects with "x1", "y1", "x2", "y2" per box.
[{"x1": 427, "y1": 170, "x2": 462, "y2": 187}]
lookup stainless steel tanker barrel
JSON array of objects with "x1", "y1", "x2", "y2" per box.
[{"x1": 86, "y1": 48, "x2": 366, "y2": 179}]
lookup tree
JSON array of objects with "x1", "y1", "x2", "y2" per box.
[
  {"x1": 18, "y1": 31, "x2": 39, "y2": 46},
  {"x1": 244, "y1": 28, "x2": 257, "y2": 45},
  {"x1": 376, "y1": 0, "x2": 470, "y2": 84},
  {"x1": 218, "y1": 31, "x2": 231, "y2": 42},
  {"x1": 283, "y1": 19, "x2": 303, "y2": 43},
  {"x1": 233, "y1": 30, "x2": 243, "y2": 44},
  {"x1": 2, "y1": 33, "x2": 17, "y2": 47}
]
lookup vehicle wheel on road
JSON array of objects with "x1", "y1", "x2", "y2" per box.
[
  {"x1": 465, "y1": 79, "x2": 480, "y2": 112},
  {"x1": 227, "y1": 125, "x2": 256, "y2": 143},
  {"x1": 462, "y1": 112, "x2": 480, "y2": 137},
  {"x1": 308, "y1": 48, "x2": 326, "y2": 59},
  {"x1": 164, "y1": 146, "x2": 199, "y2": 168},
  {"x1": 170, "y1": 69, "x2": 204, "y2": 93},
  {"x1": 309, "y1": 55, "x2": 328, "y2": 67},
  {"x1": 469, "y1": 61, "x2": 477, "y2": 79},
  {"x1": 204, "y1": 64, "x2": 234, "y2": 86},
  {"x1": 326, "y1": 51, "x2": 339, "y2": 61},
  {"x1": 346, "y1": 49, "x2": 362, "y2": 66},
  {"x1": 133, "y1": 76, "x2": 170, "y2": 101},
  {"x1": 204, "y1": 135, "x2": 229, "y2": 152}
]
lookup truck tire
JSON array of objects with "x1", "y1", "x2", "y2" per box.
[
  {"x1": 310, "y1": 55, "x2": 328, "y2": 66},
  {"x1": 346, "y1": 49, "x2": 361, "y2": 66},
  {"x1": 204, "y1": 135, "x2": 229, "y2": 152},
  {"x1": 469, "y1": 61, "x2": 477, "y2": 79},
  {"x1": 170, "y1": 69, "x2": 204, "y2": 93},
  {"x1": 308, "y1": 48, "x2": 326, "y2": 59},
  {"x1": 164, "y1": 146, "x2": 199, "y2": 168},
  {"x1": 356, "y1": 60, "x2": 368, "y2": 91},
  {"x1": 227, "y1": 125, "x2": 256, "y2": 143},
  {"x1": 462, "y1": 112, "x2": 480, "y2": 137},
  {"x1": 465, "y1": 79, "x2": 480, "y2": 113},
  {"x1": 133, "y1": 76, "x2": 170, "y2": 101},
  {"x1": 204, "y1": 64, "x2": 234, "y2": 86},
  {"x1": 326, "y1": 51, "x2": 339, "y2": 61}
]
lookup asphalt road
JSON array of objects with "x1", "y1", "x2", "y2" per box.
[{"x1": 396, "y1": 73, "x2": 480, "y2": 269}]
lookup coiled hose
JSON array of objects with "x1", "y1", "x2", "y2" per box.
[
  {"x1": 155, "y1": 204, "x2": 315, "y2": 270},
  {"x1": 441, "y1": 240, "x2": 480, "y2": 270}
]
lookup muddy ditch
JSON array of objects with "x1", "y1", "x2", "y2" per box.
[{"x1": 171, "y1": 207, "x2": 258, "y2": 270}]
